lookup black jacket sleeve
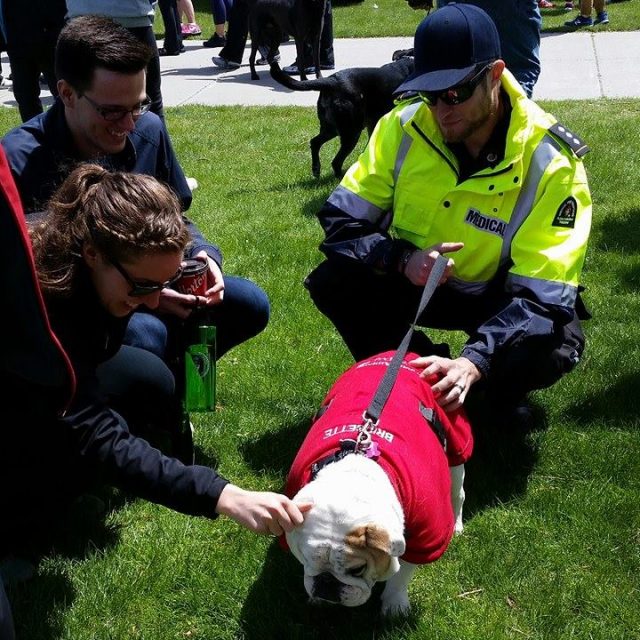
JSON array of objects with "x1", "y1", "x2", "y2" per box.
[
  {"x1": 61, "y1": 400, "x2": 228, "y2": 519},
  {"x1": 318, "y1": 201, "x2": 415, "y2": 273}
]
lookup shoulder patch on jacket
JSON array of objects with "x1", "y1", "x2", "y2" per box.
[
  {"x1": 552, "y1": 196, "x2": 577, "y2": 228},
  {"x1": 549, "y1": 122, "x2": 590, "y2": 158}
]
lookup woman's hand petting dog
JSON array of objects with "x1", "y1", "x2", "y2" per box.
[
  {"x1": 402, "y1": 242, "x2": 463, "y2": 286},
  {"x1": 410, "y1": 355, "x2": 481, "y2": 411},
  {"x1": 216, "y1": 484, "x2": 313, "y2": 535}
]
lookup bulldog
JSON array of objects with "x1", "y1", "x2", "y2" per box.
[{"x1": 283, "y1": 351, "x2": 473, "y2": 616}]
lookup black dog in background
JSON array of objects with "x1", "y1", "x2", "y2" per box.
[
  {"x1": 270, "y1": 55, "x2": 414, "y2": 178},
  {"x1": 248, "y1": 0, "x2": 326, "y2": 81}
]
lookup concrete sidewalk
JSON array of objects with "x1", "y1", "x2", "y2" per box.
[{"x1": 1, "y1": 30, "x2": 639, "y2": 112}]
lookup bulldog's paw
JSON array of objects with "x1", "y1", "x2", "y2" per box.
[
  {"x1": 380, "y1": 588, "x2": 410, "y2": 617},
  {"x1": 454, "y1": 517, "x2": 464, "y2": 535}
]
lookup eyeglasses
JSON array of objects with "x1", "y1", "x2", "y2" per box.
[
  {"x1": 81, "y1": 94, "x2": 152, "y2": 122},
  {"x1": 110, "y1": 257, "x2": 183, "y2": 297},
  {"x1": 419, "y1": 64, "x2": 492, "y2": 107}
]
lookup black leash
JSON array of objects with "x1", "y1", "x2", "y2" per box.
[
  {"x1": 310, "y1": 254, "x2": 450, "y2": 478},
  {"x1": 355, "y1": 254, "x2": 449, "y2": 452}
]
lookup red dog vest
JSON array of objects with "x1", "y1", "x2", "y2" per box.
[{"x1": 285, "y1": 352, "x2": 473, "y2": 564}]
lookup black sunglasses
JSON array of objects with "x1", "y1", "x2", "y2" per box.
[
  {"x1": 81, "y1": 94, "x2": 152, "y2": 122},
  {"x1": 111, "y1": 257, "x2": 183, "y2": 297},
  {"x1": 419, "y1": 64, "x2": 493, "y2": 107}
]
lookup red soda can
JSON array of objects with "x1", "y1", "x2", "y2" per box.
[{"x1": 175, "y1": 257, "x2": 208, "y2": 296}]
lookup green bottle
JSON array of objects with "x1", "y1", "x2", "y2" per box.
[{"x1": 184, "y1": 325, "x2": 216, "y2": 412}]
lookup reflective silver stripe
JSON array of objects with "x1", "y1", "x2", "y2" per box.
[
  {"x1": 394, "y1": 133, "x2": 413, "y2": 184},
  {"x1": 398, "y1": 100, "x2": 422, "y2": 127},
  {"x1": 507, "y1": 273, "x2": 578, "y2": 307},
  {"x1": 327, "y1": 185, "x2": 386, "y2": 224},
  {"x1": 446, "y1": 277, "x2": 491, "y2": 295},
  {"x1": 394, "y1": 101, "x2": 422, "y2": 183},
  {"x1": 500, "y1": 134, "x2": 562, "y2": 266}
]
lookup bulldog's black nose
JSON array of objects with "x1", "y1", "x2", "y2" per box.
[{"x1": 312, "y1": 572, "x2": 342, "y2": 603}]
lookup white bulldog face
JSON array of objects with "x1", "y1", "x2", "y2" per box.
[{"x1": 287, "y1": 516, "x2": 406, "y2": 607}]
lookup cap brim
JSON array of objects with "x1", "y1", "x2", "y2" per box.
[{"x1": 394, "y1": 64, "x2": 476, "y2": 95}]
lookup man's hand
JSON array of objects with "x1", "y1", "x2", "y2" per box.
[
  {"x1": 409, "y1": 355, "x2": 481, "y2": 411},
  {"x1": 403, "y1": 242, "x2": 464, "y2": 286},
  {"x1": 157, "y1": 250, "x2": 225, "y2": 319},
  {"x1": 215, "y1": 484, "x2": 313, "y2": 536}
]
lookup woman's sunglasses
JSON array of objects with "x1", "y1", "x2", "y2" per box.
[
  {"x1": 111, "y1": 257, "x2": 183, "y2": 297},
  {"x1": 419, "y1": 64, "x2": 493, "y2": 107}
]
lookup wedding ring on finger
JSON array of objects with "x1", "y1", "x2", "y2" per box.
[{"x1": 453, "y1": 383, "x2": 465, "y2": 394}]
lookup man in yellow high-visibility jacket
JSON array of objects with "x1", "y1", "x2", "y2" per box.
[{"x1": 305, "y1": 4, "x2": 592, "y2": 425}]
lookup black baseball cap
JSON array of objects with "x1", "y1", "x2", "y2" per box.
[{"x1": 395, "y1": 3, "x2": 501, "y2": 95}]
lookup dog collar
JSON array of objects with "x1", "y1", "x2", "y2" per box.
[{"x1": 310, "y1": 438, "x2": 381, "y2": 480}]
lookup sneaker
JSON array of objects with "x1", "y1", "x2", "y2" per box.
[
  {"x1": 256, "y1": 45, "x2": 281, "y2": 65},
  {"x1": 257, "y1": 53, "x2": 281, "y2": 65},
  {"x1": 564, "y1": 14, "x2": 593, "y2": 27},
  {"x1": 282, "y1": 62, "x2": 335, "y2": 75},
  {"x1": 538, "y1": 0, "x2": 554, "y2": 7},
  {"x1": 564, "y1": 1, "x2": 574, "y2": 9},
  {"x1": 185, "y1": 177, "x2": 199, "y2": 192},
  {"x1": 158, "y1": 45, "x2": 186, "y2": 56},
  {"x1": 212, "y1": 56, "x2": 240, "y2": 70},
  {"x1": 181, "y1": 23, "x2": 202, "y2": 36},
  {"x1": 202, "y1": 34, "x2": 226, "y2": 48},
  {"x1": 594, "y1": 10, "x2": 609, "y2": 24}
]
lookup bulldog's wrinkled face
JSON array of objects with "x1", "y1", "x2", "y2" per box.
[{"x1": 287, "y1": 522, "x2": 405, "y2": 607}]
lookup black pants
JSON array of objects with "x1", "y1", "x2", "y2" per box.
[
  {"x1": 219, "y1": 0, "x2": 334, "y2": 65},
  {"x1": 158, "y1": 0, "x2": 183, "y2": 53},
  {"x1": 6, "y1": 39, "x2": 58, "y2": 122},
  {"x1": 305, "y1": 259, "x2": 585, "y2": 407},
  {"x1": 97, "y1": 345, "x2": 190, "y2": 461},
  {"x1": 127, "y1": 26, "x2": 164, "y2": 120}
]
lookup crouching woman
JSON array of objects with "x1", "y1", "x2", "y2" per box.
[{"x1": 3, "y1": 164, "x2": 310, "y2": 553}]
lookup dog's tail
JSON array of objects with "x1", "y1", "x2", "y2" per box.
[{"x1": 269, "y1": 62, "x2": 331, "y2": 92}]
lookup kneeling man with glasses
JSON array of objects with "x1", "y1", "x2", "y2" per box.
[
  {"x1": 305, "y1": 3, "x2": 592, "y2": 428},
  {"x1": 2, "y1": 14, "x2": 270, "y2": 457}
]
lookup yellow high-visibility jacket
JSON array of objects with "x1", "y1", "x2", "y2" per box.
[{"x1": 317, "y1": 69, "x2": 592, "y2": 375}]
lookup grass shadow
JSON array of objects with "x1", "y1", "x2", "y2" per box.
[
  {"x1": 9, "y1": 572, "x2": 74, "y2": 640},
  {"x1": 241, "y1": 417, "x2": 313, "y2": 477},
  {"x1": 463, "y1": 400, "x2": 545, "y2": 517},
  {"x1": 4, "y1": 488, "x2": 126, "y2": 639},
  {"x1": 238, "y1": 543, "x2": 419, "y2": 639},
  {"x1": 564, "y1": 370, "x2": 640, "y2": 427},
  {"x1": 593, "y1": 206, "x2": 640, "y2": 254}
]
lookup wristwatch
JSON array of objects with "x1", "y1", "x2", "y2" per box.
[{"x1": 398, "y1": 249, "x2": 414, "y2": 274}]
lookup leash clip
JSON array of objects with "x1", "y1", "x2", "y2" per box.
[{"x1": 356, "y1": 411, "x2": 378, "y2": 454}]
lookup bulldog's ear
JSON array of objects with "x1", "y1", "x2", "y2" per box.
[{"x1": 346, "y1": 525, "x2": 406, "y2": 558}]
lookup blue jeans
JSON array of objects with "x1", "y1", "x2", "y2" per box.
[
  {"x1": 124, "y1": 275, "x2": 270, "y2": 360},
  {"x1": 435, "y1": 0, "x2": 541, "y2": 98}
]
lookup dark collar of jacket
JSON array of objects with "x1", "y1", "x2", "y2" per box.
[{"x1": 2, "y1": 98, "x2": 138, "y2": 213}]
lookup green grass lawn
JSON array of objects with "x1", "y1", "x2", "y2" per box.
[
  {"x1": 177, "y1": 0, "x2": 640, "y2": 39},
  {"x1": 2, "y1": 97, "x2": 640, "y2": 639}
]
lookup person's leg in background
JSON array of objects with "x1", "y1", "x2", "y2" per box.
[
  {"x1": 4, "y1": 47, "x2": 42, "y2": 121},
  {"x1": 213, "y1": 0, "x2": 249, "y2": 67},
  {"x1": 203, "y1": 0, "x2": 232, "y2": 48},
  {"x1": 127, "y1": 25, "x2": 165, "y2": 120},
  {"x1": 282, "y1": 0, "x2": 335, "y2": 74},
  {"x1": 158, "y1": 0, "x2": 184, "y2": 55},
  {"x1": 178, "y1": 0, "x2": 202, "y2": 36}
]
